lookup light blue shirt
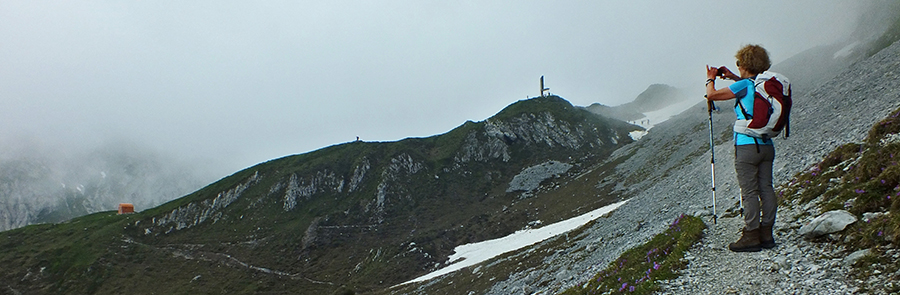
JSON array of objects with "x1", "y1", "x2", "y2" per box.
[{"x1": 729, "y1": 79, "x2": 774, "y2": 146}]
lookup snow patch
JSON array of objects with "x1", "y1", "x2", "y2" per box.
[
  {"x1": 834, "y1": 41, "x2": 859, "y2": 59},
  {"x1": 639, "y1": 98, "x2": 701, "y2": 131},
  {"x1": 399, "y1": 200, "x2": 628, "y2": 286},
  {"x1": 629, "y1": 130, "x2": 647, "y2": 141},
  {"x1": 629, "y1": 98, "x2": 702, "y2": 141}
]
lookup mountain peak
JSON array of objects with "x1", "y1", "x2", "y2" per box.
[{"x1": 493, "y1": 95, "x2": 577, "y2": 121}]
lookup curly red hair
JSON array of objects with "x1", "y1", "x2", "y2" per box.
[{"x1": 735, "y1": 44, "x2": 771, "y2": 75}]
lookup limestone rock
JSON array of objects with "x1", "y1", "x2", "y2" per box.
[
  {"x1": 843, "y1": 249, "x2": 871, "y2": 267},
  {"x1": 798, "y1": 210, "x2": 858, "y2": 239}
]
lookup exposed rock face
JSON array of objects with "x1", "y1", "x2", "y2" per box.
[
  {"x1": 485, "y1": 112, "x2": 588, "y2": 149},
  {"x1": 370, "y1": 153, "x2": 427, "y2": 223},
  {"x1": 152, "y1": 171, "x2": 260, "y2": 234},
  {"x1": 455, "y1": 110, "x2": 610, "y2": 165},
  {"x1": 455, "y1": 131, "x2": 511, "y2": 163},
  {"x1": 348, "y1": 158, "x2": 371, "y2": 192},
  {"x1": 283, "y1": 170, "x2": 345, "y2": 212},
  {"x1": 507, "y1": 161, "x2": 573, "y2": 193}
]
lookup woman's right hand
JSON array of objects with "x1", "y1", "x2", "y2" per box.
[{"x1": 706, "y1": 65, "x2": 720, "y2": 80}]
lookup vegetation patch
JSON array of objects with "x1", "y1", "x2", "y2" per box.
[
  {"x1": 559, "y1": 214, "x2": 705, "y2": 295},
  {"x1": 778, "y1": 107, "x2": 900, "y2": 293}
]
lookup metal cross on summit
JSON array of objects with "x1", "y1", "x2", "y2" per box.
[{"x1": 540, "y1": 76, "x2": 550, "y2": 97}]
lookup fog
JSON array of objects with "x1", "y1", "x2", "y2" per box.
[
  {"x1": 0, "y1": 1, "x2": 873, "y2": 180},
  {"x1": 0, "y1": 135, "x2": 219, "y2": 230}
]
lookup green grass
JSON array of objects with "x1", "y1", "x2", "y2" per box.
[
  {"x1": 0, "y1": 210, "x2": 134, "y2": 293},
  {"x1": 559, "y1": 214, "x2": 705, "y2": 295}
]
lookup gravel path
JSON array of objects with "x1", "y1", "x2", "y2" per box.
[{"x1": 659, "y1": 209, "x2": 859, "y2": 294}]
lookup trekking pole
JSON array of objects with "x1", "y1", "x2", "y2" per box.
[{"x1": 706, "y1": 99, "x2": 718, "y2": 224}]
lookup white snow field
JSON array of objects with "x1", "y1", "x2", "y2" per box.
[{"x1": 400, "y1": 200, "x2": 628, "y2": 286}]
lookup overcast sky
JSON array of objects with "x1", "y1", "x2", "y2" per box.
[{"x1": 0, "y1": 1, "x2": 868, "y2": 176}]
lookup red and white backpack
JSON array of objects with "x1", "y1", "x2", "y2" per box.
[{"x1": 733, "y1": 71, "x2": 792, "y2": 140}]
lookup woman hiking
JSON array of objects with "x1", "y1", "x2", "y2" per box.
[{"x1": 705, "y1": 44, "x2": 782, "y2": 252}]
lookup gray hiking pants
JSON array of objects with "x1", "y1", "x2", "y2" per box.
[{"x1": 734, "y1": 144, "x2": 776, "y2": 231}]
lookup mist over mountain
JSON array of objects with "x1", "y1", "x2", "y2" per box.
[
  {"x1": 584, "y1": 84, "x2": 692, "y2": 123},
  {"x1": 773, "y1": 0, "x2": 900, "y2": 96},
  {"x1": 0, "y1": 138, "x2": 220, "y2": 231}
]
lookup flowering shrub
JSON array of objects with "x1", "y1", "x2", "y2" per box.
[{"x1": 560, "y1": 214, "x2": 705, "y2": 295}]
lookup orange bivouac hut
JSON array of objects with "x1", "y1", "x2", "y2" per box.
[{"x1": 117, "y1": 203, "x2": 135, "y2": 214}]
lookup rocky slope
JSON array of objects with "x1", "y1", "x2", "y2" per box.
[{"x1": 476, "y1": 28, "x2": 900, "y2": 295}]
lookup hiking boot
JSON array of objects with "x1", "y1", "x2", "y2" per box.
[
  {"x1": 729, "y1": 228, "x2": 762, "y2": 252},
  {"x1": 760, "y1": 225, "x2": 776, "y2": 249}
]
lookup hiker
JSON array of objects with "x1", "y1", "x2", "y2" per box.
[{"x1": 705, "y1": 44, "x2": 782, "y2": 252}]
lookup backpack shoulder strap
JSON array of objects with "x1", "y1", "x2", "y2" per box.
[{"x1": 735, "y1": 78, "x2": 755, "y2": 118}]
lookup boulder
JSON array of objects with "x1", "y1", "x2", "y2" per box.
[{"x1": 798, "y1": 210, "x2": 858, "y2": 239}]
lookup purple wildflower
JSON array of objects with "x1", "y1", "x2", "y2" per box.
[{"x1": 855, "y1": 189, "x2": 866, "y2": 194}]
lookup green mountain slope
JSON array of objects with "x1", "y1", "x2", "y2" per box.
[{"x1": 0, "y1": 95, "x2": 640, "y2": 294}]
